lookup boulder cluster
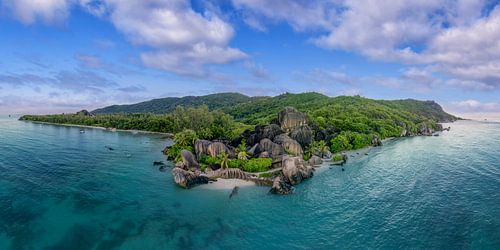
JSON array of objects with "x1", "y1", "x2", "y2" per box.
[{"x1": 169, "y1": 107, "x2": 332, "y2": 194}]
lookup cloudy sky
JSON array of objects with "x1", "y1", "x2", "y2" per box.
[{"x1": 0, "y1": 0, "x2": 499, "y2": 118}]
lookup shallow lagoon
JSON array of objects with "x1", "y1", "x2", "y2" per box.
[{"x1": 0, "y1": 116, "x2": 499, "y2": 249}]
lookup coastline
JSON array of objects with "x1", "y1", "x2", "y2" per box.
[{"x1": 22, "y1": 120, "x2": 174, "y2": 137}]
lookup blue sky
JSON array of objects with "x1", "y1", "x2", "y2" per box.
[{"x1": 0, "y1": 0, "x2": 499, "y2": 118}]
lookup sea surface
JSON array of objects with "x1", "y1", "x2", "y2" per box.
[{"x1": 0, "y1": 116, "x2": 499, "y2": 249}]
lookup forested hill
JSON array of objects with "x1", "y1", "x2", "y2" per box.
[
  {"x1": 92, "y1": 92, "x2": 458, "y2": 124},
  {"x1": 93, "y1": 92, "x2": 259, "y2": 114}
]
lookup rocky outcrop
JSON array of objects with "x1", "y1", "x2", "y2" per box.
[
  {"x1": 76, "y1": 110, "x2": 92, "y2": 116},
  {"x1": 207, "y1": 142, "x2": 230, "y2": 157},
  {"x1": 172, "y1": 167, "x2": 209, "y2": 189},
  {"x1": 281, "y1": 157, "x2": 314, "y2": 185},
  {"x1": 269, "y1": 176, "x2": 293, "y2": 195},
  {"x1": 236, "y1": 124, "x2": 285, "y2": 146},
  {"x1": 273, "y1": 134, "x2": 303, "y2": 156},
  {"x1": 194, "y1": 139, "x2": 212, "y2": 159},
  {"x1": 308, "y1": 155, "x2": 323, "y2": 166},
  {"x1": 290, "y1": 125, "x2": 313, "y2": 146},
  {"x1": 208, "y1": 168, "x2": 249, "y2": 180},
  {"x1": 180, "y1": 150, "x2": 199, "y2": 170},
  {"x1": 372, "y1": 136, "x2": 382, "y2": 147},
  {"x1": 417, "y1": 123, "x2": 435, "y2": 136},
  {"x1": 278, "y1": 107, "x2": 309, "y2": 133},
  {"x1": 257, "y1": 138, "x2": 284, "y2": 157}
]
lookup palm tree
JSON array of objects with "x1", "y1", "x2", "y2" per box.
[
  {"x1": 218, "y1": 151, "x2": 230, "y2": 169},
  {"x1": 237, "y1": 151, "x2": 249, "y2": 160}
]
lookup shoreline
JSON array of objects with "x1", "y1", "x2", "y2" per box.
[{"x1": 22, "y1": 120, "x2": 174, "y2": 137}]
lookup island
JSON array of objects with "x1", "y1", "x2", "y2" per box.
[{"x1": 20, "y1": 92, "x2": 458, "y2": 194}]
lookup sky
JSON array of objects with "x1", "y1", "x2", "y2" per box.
[{"x1": 0, "y1": 0, "x2": 499, "y2": 118}]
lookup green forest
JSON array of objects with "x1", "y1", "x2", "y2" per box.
[{"x1": 20, "y1": 92, "x2": 458, "y2": 158}]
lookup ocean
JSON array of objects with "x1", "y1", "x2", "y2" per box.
[{"x1": 0, "y1": 116, "x2": 499, "y2": 249}]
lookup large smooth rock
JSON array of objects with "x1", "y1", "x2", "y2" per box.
[
  {"x1": 172, "y1": 167, "x2": 209, "y2": 189},
  {"x1": 181, "y1": 150, "x2": 199, "y2": 170},
  {"x1": 208, "y1": 168, "x2": 248, "y2": 180},
  {"x1": 282, "y1": 157, "x2": 314, "y2": 185},
  {"x1": 244, "y1": 124, "x2": 285, "y2": 146},
  {"x1": 194, "y1": 139, "x2": 212, "y2": 159},
  {"x1": 257, "y1": 138, "x2": 284, "y2": 157},
  {"x1": 372, "y1": 136, "x2": 382, "y2": 147},
  {"x1": 290, "y1": 125, "x2": 313, "y2": 146},
  {"x1": 278, "y1": 107, "x2": 309, "y2": 133},
  {"x1": 207, "y1": 142, "x2": 229, "y2": 157},
  {"x1": 274, "y1": 134, "x2": 303, "y2": 156},
  {"x1": 269, "y1": 176, "x2": 293, "y2": 195},
  {"x1": 308, "y1": 155, "x2": 323, "y2": 166}
]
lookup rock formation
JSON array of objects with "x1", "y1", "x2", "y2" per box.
[
  {"x1": 278, "y1": 107, "x2": 309, "y2": 133},
  {"x1": 282, "y1": 156, "x2": 314, "y2": 185},
  {"x1": 172, "y1": 167, "x2": 209, "y2": 189},
  {"x1": 180, "y1": 150, "x2": 199, "y2": 170}
]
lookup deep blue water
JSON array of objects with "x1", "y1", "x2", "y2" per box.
[{"x1": 0, "y1": 116, "x2": 499, "y2": 249}]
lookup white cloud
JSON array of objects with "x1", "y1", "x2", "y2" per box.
[
  {"x1": 448, "y1": 100, "x2": 500, "y2": 113},
  {"x1": 103, "y1": 0, "x2": 247, "y2": 76},
  {"x1": 234, "y1": 0, "x2": 500, "y2": 91},
  {"x1": 3, "y1": 0, "x2": 247, "y2": 77},
  {"x1": 2, "y1": 0, "x2": 71, "y2": 24},
  {"x1": 232, "y1": 0, "x2": 340, "y2": 32}
]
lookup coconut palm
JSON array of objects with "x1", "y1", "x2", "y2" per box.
[{"x1": 217, "y1": 151, "x2": 230, "y2": 169}]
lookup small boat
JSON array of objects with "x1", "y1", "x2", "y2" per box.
[{"x1": 79, "y1": 130, "x2": 85, "y2": 133}]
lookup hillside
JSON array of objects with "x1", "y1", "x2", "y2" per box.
[
  {"x1": 93, "y1": 92, "x2": 256, "y2": 114},
  {"x1": 20, "y1": 92, "x2": 458, "y2": 150},
  {"x1": 92, "y1": 92, "x2": 457, "y2": 125}
]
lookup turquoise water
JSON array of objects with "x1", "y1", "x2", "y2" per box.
[{"x1": 0, "y1": 116, "x2": 499, "y2": 249}]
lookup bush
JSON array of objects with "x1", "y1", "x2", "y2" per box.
[
  {"x1": 228, "y1": 159, "x2": 245, "y2": 169},
  {"x1": 243, "y1": 158, "x2": 272, "y2": 172},
  {"x1": 199, "y1": 155, "x2": 220, "y2": 166},
  {"x1": 332, "y1": 153, "x2": 344, "y2": 162},
  {"x1": 330, "y1": 133, "x2": 352, "y2": 153}
]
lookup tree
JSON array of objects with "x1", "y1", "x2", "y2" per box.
[{"x1": 217, "y1": 152, "x2": 230, "y2": 169}]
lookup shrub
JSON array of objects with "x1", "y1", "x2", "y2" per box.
[
  {"x1": 330, "y1": 133, "x2": 352, "y2": 153},
  {"x1": 199, "y1": 155, "x2": 220, "y2": 166},
  {"x1": 228, "y1": 159, "x2": 245, "y2": 169},
  {"x1": 332, "y1": 153, "x2": 344, "y2": 162},
  {"x1": 243, "y1": 158, "x2": 272, "y2": 172}
]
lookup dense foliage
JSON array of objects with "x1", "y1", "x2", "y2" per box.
[
  {"x1": 199, "y1": 155, "x2": 272, "y2": 173},
  {"x1": 21, "y1": 105, "x2": 250, "y2": 140},
  {"x1": 20, "y1": 92, "x2": 457, "y2": 159},
  {"x1": 93, "y1": 92, "x2": 257, "y2": 114}
]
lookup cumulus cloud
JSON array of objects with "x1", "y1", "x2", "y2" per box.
[
  {"x1": 448, "y1": 100, "x2": 500, "y2": 113},
  {"x1": 234, "y1": 0, "x2": 500, "y2": 91},
  {"x1": 2, "y1": 0, "x2": 71, "y2": 24},
  {"x1": 103, "y1": 0, "x2": 247, "y2": 77},
  {"x1": 3, "y1": 0, "x2": 247, "y2": 77}
]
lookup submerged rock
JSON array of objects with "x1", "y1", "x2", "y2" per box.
[
  {"x1": 172, "y1": 167, "x2": 209, "y2": 189},
  {"x1": 153, "y1": 161, "x2": 165, "y2": 166}
]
